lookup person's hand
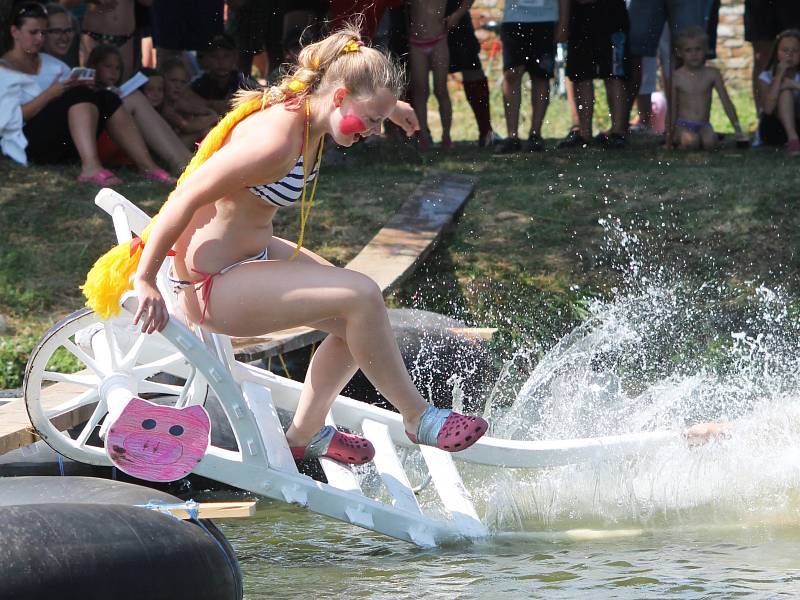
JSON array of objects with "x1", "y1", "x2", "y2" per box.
[
  {"x1": 132, "y1": 278, "x2": 169, "y2": 334},
  {"x1": 775, "y1": 60, "x2": 790, "y2": 80},
  {"x1": 780, "y1": 78, "x2": 800, "y2": 92},
  {"x1": 388, "y1": 100, "x2": 419, "y2": 137},
  {"x1": 555, "y1": 20, "x2": 568, "y2": 43}
]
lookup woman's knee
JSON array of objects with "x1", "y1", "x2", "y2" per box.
[{"x1": 345, "y1": 273, "x2": 385, "y2": 314}]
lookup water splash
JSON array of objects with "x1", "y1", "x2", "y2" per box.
[{"x1": 477, "y1": 218, "x2": 800, "y2": 532}]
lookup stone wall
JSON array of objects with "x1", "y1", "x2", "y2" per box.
[{"x1": 469, "y1": 0, "x2": 752, "y2": 84}]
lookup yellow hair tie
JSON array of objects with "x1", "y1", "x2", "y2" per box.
[
  {"x1": 342, "y1": 39, "x2": 363, "y2": 54},
  {"x1": 288, "y1": 79, "x2": 307, "y2": 93}
]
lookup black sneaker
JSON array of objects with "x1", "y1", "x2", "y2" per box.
[
  {"x1": 496, "y1": 137, "x2": 522, "y2": 154},
  {"x1": 524, "y1": 132, "x2": 545, "y2": 152},
  {"x1": 594, "y1": 131, "x2": 628, "y2": 149},
  {"x1": 557, "y1": 130, "x2": 591, "y2": 149}
]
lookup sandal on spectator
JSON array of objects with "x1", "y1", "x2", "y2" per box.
[
  {"x1": 290, "y1": 425, "x2": 375, "y2": 465},
  {"x1": 77, "y1": 169, "x2": 121, "y2": 187},
  {"x1": 785, "y1": 139, "x2": 800, "y2": 157},
  {"x1": 406, "y1": 405, "x2": 488, "y2": 452},
  {"x1": 141, "y1": 168, "x2": 177, "y2": 184}
]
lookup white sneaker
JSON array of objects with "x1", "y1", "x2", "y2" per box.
[{"x1": 479, "y1": 130, "x2": 504, "y2": 148}]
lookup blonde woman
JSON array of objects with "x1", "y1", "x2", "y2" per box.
[{"x1": 84, "y1": 25, "x2": 489, "y2": 466}]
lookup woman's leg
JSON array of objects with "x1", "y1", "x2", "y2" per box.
[
  {"x1": 67, "y1": 102, "x2": 105, "y2": 179},
  {"x1": 431, "y1": 40, "x2": 452, "y2": 143},
  {"x1": 573, "y1": 79, "x2": 595, "y2": 140},
  {"x1": 286, "y1": 323, "x2": 359, "y2": 446},
  {"x1": 501, "y1": 66, "x2": 525, "y2": 139},
  {"x1": 197, "y1": 260, "x2": 429, "y2": 436},
  {"x1": 777, "y1": 89, "x2": 799, "y2": 142},
  {"x1": 530, "y1": 75, "x2": 549, "y2": 137},
  {"x1": 123, "y1": 91, "x2": 191, "y2": 172},
  {"x1": 104, "y1": 105, "x2": 163, "y2": 172},
  {"x1": 605, "y1": 78, "x2": 627, "y2": 136}
]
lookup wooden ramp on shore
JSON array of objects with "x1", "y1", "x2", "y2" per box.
[{"x1": 0, "y1": 172, "x2": 475, "y2": 457}]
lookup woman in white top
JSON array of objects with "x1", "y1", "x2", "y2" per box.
[
  {"x1": 756, "y1": 28, "x2": 800, "y2": 155},
  {"x1": 1, "y1": 3, "x2": 172, "y2": 184}
]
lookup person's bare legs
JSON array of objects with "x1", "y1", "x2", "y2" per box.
[
  {"x1": 626, "y1": 54, "x2": 642, "y2": 127},
  {"x1": 675, "y1": 126, "x2": 700, "y2": 150},
  {"x1": 192, "y1": 243, "x2": 430, "y2": 443},
  {"x1": 409, "y1": 45, "x2": 432, "y2": 141},
  {"x1": 430, "y1": 40, "x2": 452, "y2": 145},
  {"x1": 573, "y1": 79, "x2": 594, "y2": 140},
  {"x1": 565, "y1": 77, "x2": 580, "y2": 130},
  {"x1": 699, "y1": 125, "x2": 718, "y2": 150},
  {"x1": 751, "y1": 39, "x2": 773, "y2": 113},
  {"x1": 66, "y1": 102, "x2": 104, "y2": 179},
  {"x1": 123, "y1": 91, "x2": 191, "y2": 172},
  {"x1": 777, "y1": 89, "x2": 799, "y2": 142},
  {"x1": 605, "y1": 78, "x2": 627, "y2": 136},
  {"x1": 104, "y1": 106, "x2": 163, "y2": 173},
  {"x1": 530, "y1": 75, "x2": 549, "y2": 136},
  {"x1": 501, "y1": 66, "x2": 525, "y2": 139}
]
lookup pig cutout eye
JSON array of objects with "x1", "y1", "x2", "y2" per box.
[
  {"x1": 169, "y1": 425, "x2": 184, "y2": 436},
  {"x1": 142, "y1": 419, "x2": 156, "y2": 430}
]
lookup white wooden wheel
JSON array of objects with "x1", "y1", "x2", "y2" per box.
[{"x1": 24, "y1": 308, "x2": 209, "y2": 465}]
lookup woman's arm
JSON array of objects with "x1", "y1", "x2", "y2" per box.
[
  {"x1": 133, "y1": 107, "x2": 303, "y2": 332},
  {"x1": 761, "y1": 63, "x2": 787, "y2": 115}
]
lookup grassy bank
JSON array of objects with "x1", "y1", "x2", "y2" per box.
[{"x1": 1, "y1": 87, "x2": 795, "y2": 389}]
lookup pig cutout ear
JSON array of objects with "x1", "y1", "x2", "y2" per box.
[{"x1": 184, "y1": 404, "x2": 212, "y2": 428}]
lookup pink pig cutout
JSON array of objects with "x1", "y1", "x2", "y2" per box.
[{"x1": 105, "y1": 397, "x2": 211, "y2": 482}]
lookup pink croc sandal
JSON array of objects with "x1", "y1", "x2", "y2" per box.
[
  {"x1": 290, "y1": 425, "x2": 375, "y2": 465},
  {"x1": 406, "y1": 405, "x2": 488, "y2": 452},
  {"x1": 77, "y1": 168, "x2": 121, "y2": 187},
  {"x1": 141, "y1": 168, "x2": 177, "y2": 184}
]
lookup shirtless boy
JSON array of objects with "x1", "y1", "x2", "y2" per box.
[
  {"x1": 81, "y1": 0, "x2": 149, "y2": 80},
  {"x1": 409, "y1": 0, "x2": 470, "y2": 150},
  {"x1": 669, "y1": 26, "x2": 748, "y2": 151}
]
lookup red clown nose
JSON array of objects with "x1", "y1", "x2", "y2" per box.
[{"x1": 340, "y1": 114, "x2": 367, "y2": 136}]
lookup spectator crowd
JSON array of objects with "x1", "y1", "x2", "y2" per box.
[{"x1": 1, "y1": 0, "x2": 799, "y2": 186}]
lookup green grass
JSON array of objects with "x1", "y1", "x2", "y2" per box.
[{"x1": 0, "y1": 84, "x2": 794, "y2": 389}]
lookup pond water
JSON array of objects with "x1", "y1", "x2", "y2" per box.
[{"x1": 220, "y1": 221, "x2": 800, "y2": 599}]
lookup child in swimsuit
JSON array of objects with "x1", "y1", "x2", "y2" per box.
[
  {"x1": 409, "y1": 0, "x2": 471, "y2": 151},
  {"x1": 669, "y1": 26, "x2": 748, "y2": 151},
  {"x1": 83, "y1": 24, "x2": 489, "y2": 466}
]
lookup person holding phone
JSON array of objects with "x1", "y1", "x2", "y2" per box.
[{"x1": 0, "y1": 2, "x2": 171, "y2": 184}]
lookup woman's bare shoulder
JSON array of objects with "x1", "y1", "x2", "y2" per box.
[{"x1": 232, "y1": 103, "x2": 305, "y2": 163}]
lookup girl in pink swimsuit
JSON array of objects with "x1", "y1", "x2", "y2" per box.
[{"x1": 83, "y1": 25, "x2": 489, "y2": 466}]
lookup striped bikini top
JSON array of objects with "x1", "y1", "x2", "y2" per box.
[{"x1": 248, "y1": 153, "x2": 318, "y2": 208}]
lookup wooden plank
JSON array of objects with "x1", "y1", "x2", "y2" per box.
[
  {"x1": 0, "y1": 378, "x2": 98, "y2": 456},
  {"x1": 140, "y1": 501, "x2": 257, "y2": 520},
  {"x1": 231, "y1": 172, "x2": 474, "y2": 361}
]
